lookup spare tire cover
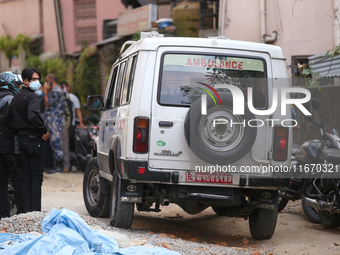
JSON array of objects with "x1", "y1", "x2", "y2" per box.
[{"x1": 184, "y1": 92, "x2": 257, "y2": 165}]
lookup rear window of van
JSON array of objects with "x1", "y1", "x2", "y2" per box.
[{"x1": 158, "y1": 53, "x2": 267, "y2": 109}]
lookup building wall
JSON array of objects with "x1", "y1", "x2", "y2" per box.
[
  {"x1": 42, "y1": 0, "x2": 60, "y2": 53},
  {"x1": 60, "y1": 0, "x2": 80, "y2": 53},
  {"x1": 220, "y1": 0, "x2": 335, "y2": 77},
  {"x1": 96, "y1": 0, "x2": 125, "y2": 42},
  {"x1": 60, "y1": 0, "x2": 125, "y2": 53},
  {"x1": 0, "y1": 0, "x2": 41, "y2": 38},
  {"x1": 158, "y1": 4, "x2": 171, "y2": 19},
  {"x1": 0, "y1": 0, "x2": 59, "y2": 54},
  {"x1": 0, "y1": 51, "x2": 11, "y2": 73},
  {"x1": 293, "y1": 85, "x2": 340, "y2": 145}
]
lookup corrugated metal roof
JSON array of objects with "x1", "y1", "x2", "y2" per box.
[
  {"x1": 95, "y1": 36, "x2": 123, "y2": 47},
  {"x1": 309, "y1": 53, "x2": 340, "y2": 77}
]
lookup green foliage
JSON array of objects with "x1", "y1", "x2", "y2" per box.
[
  {"x1": 0, "y1": 34, "x2": 31, "y2": 65},
  {"x1": 26, "y1": 56, "x2": 68, "y2": 83},
  {"x1": 133, "y1": 31, "x2": 141, "y2": 41},
  {"x1": 326, "y1": 44, "x2": 340, "y2": 58},
  {"x1": 99, "y1": 44, "x2": 119, "y2": 80},
  {"x1": 0, "y1": 33, "x2": 102, "y2": 113},
  {"x1": 74, "y1": 46, "x2": 101, "y2": 107},
  {"x1": 301, "y1": 68, "x2": 311, "y2": 76},
  {"x1": 41, "y1": 58, "x2": 68, "y2": 82},
  {"x1": 306, "y1": 73, "x2": 321, "y2": 90}
]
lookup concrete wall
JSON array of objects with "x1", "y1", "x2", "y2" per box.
[
  {"x1": 43, "y1": 0, "x2": 60, "y2": 53},
  {"x1": 0, "y1": 0, "x2": 59, "y2": 54},
  {"x1": 60, "y1": 0, "x2": 125, "y2": 53},
  {"x1": 0, "y1": 0, "x2": 125, "y2": 59},
  {"x1": 0, "y1": 51, "x2": 11, "y2": 73},
  {"x1": 96, "y1": 0, "x2": 125, "y2": 42},
  {"x1": 293, "y1": 85, "x2": 340, "y2": 145},
  {"x1": 60, "y1": 0, "x2": 79, "y2": 53},
  {"x1": 220, "y1": 0, "x2": 335, "y2": 77}
]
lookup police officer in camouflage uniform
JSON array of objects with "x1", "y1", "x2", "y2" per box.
[{"x1": 44, "y1": 74, "x2": 64, "y2": 173}]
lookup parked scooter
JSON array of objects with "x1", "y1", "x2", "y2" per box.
[
  {"x1": 70, "y1": 114, "x2": 99, "y2": 172},
  {"x1": 302, "y1": 99, "x2": 340, "y2": 228}
]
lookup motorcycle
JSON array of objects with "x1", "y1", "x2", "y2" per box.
[
  {"x1": 302, "y1": 99, "x2": 340, "y2": 228},
  {"x1": 278, "y1": 144, "x2": 320, "y2": 223},
  {"x1": 70, "y1": 114, "x2": 99, "y2": 172}
]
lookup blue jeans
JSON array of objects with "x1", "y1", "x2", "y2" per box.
[{"x1": 18, "y1": 136, "x2": 46, "y2": 212}]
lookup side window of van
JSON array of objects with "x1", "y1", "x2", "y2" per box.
[
  {"x1": 120, "y1": 55, "x2": 137, "y2": 105},
  {"x1": 105, "y1": 65, "x2": 119, "y2": 109},
  {"x1": 113, "y1": 61, "x2": 126, "y2": 107}
]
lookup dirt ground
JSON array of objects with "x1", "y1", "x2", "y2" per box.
[{"x1": 42, "y1": 172, "x2": 340, "y2": 255}]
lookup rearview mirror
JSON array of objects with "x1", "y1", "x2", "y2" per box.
[
  {"x1": 87, "y1": 95, "x2": 103, "y2": 111},
  {"x1": 311, "y1": 98, "x2": 320, "y2": 111}
]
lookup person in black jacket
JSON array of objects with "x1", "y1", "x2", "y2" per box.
[
  {"x1": 0, "y1": 72, "x2": 25, "y2": 219},
  {"x1": 2, "y1": 67, "x2": 49, "y2": 213}
]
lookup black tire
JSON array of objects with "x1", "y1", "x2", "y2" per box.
[
  {"x1": 249, "y1": 209, "x2": 278, "y2": 240},
  {"x1": 278, "y1": 197, "x2": 289, "y2": 212},
  {"x1": 319, "y1": 210, "x2": 340, "y2": 229},
  {"x1": 110, "y1": 171, "x2": 134, "y2": 228},
  {"x1": 212, "y1": 206, "x2": 228, "y2": 216},
  {"x1": 184, "y1": 92, "x2": 257, "y2": 165},
  {"x1": 83, "y1": 158, "x2": 110, "y2": 217},
  {"x1": 302, "y1": 184, "x2": 320, "y2": 223}
]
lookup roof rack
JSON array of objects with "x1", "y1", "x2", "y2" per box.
[
  {"x1": 119, "y1": 40, "x2": 136, "y2": 55},
  {"x1": 208, "y1": 35, "x2": 229, "y2": 40},
  {"x1": 140, "y1": 31, "x2": 164, "y2": 39}
]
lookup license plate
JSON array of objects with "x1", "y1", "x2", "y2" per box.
[{"x1": 186, "y1": 172, "x2": 232, "y2": 184}]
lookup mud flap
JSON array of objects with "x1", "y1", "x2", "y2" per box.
[
  {"x1": 257, "y1": 190, "x2": 278, "y2": 211},
  {"x1": 120, "y1": 180, "x2": 143, "y2": 203}
]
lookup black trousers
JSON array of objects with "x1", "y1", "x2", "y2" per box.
[
  {"x1": 0, "y1": 154, "x2": 25, "y2": 218},
  {"x1": 44, "y1": 138, "x2": 54, "y2": 169},
  {"x1": 69, "y1": 125, "x2": 76, "y2": 152},
  {"x1": 18, "y1": 136, "x2": 46, "y2": 212}
]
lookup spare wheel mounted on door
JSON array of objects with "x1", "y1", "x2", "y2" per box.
[{"x1": 184, "y1": 92, "x2": 257, "y2": 165}]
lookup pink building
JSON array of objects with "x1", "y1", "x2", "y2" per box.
[
  {"x1": 0, "y1": 0, "x2": 125, "y2": 71},
  {"x1": 218, "y1": 0, "x2": 337, "y2": 77},
  {"x1": 61, "y1": 0, "x2": 125, "y2": 53}
]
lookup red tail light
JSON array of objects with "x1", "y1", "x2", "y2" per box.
[
  {"x1": 133, "y1": 117, "x2": 149, "y2": 153},
  {"x1": 273, "y1": 126, "x2": 289, "y2": 161}
]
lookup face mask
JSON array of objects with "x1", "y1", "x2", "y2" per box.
[
  {"x1": 63, "y1": 88, "x2": 66, "y2": 93},
  {"x1": 29, "y1": 80, "x2": 41, "y2": 91},
  {"x1": 35, "y1": 90, "x2": 43, "y2": 96}
]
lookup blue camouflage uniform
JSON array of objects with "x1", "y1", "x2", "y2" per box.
[{"x1": 45, "y1": 85, "x2": 64, "y2": 168}]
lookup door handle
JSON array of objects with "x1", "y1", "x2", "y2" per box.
[{"x1": 159, "y1": 121, "x2": 173, "y2": 127}]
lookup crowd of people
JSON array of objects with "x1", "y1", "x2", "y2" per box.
[{"x1": 0, "y1": 67, "x2": 85, "y2": 219}]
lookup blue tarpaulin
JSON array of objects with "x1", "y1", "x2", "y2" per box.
[{"x1": 0, "y1": 209, "x2": 180, "y2": 255}]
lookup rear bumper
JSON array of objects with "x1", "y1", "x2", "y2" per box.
[{"x1": 119, "y1": 159, "x2": 289, "y2": 188}]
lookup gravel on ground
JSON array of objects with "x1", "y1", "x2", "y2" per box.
[{"x1": 0, "y1": 211, "x2": 273, "y2": 255}]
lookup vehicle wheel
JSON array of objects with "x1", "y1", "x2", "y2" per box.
[
  {"x1": 302, "y1": 184, "x2": 320, "y2": 223},
  {"x1": 278, "y1": 197, "x2": 289, "y2": 212},
  {"x1": 83, "y1": 158, "x2": 110, "y2": 217},
  {"x1": 184, "y1": 92, "x2": 257, "y2": 165},
  {"x1": 212, "y1": 206, "x2": 228, "y2": 216},
  {"x1": 318, "y1": 210, "x2": 340, "y2": 229},
  {"x1": 249, "y1": 209, "x2": 277, "y2": 240},
  {"x1": 110, "y1": 171, "x2": 134, "y2": 228}
]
